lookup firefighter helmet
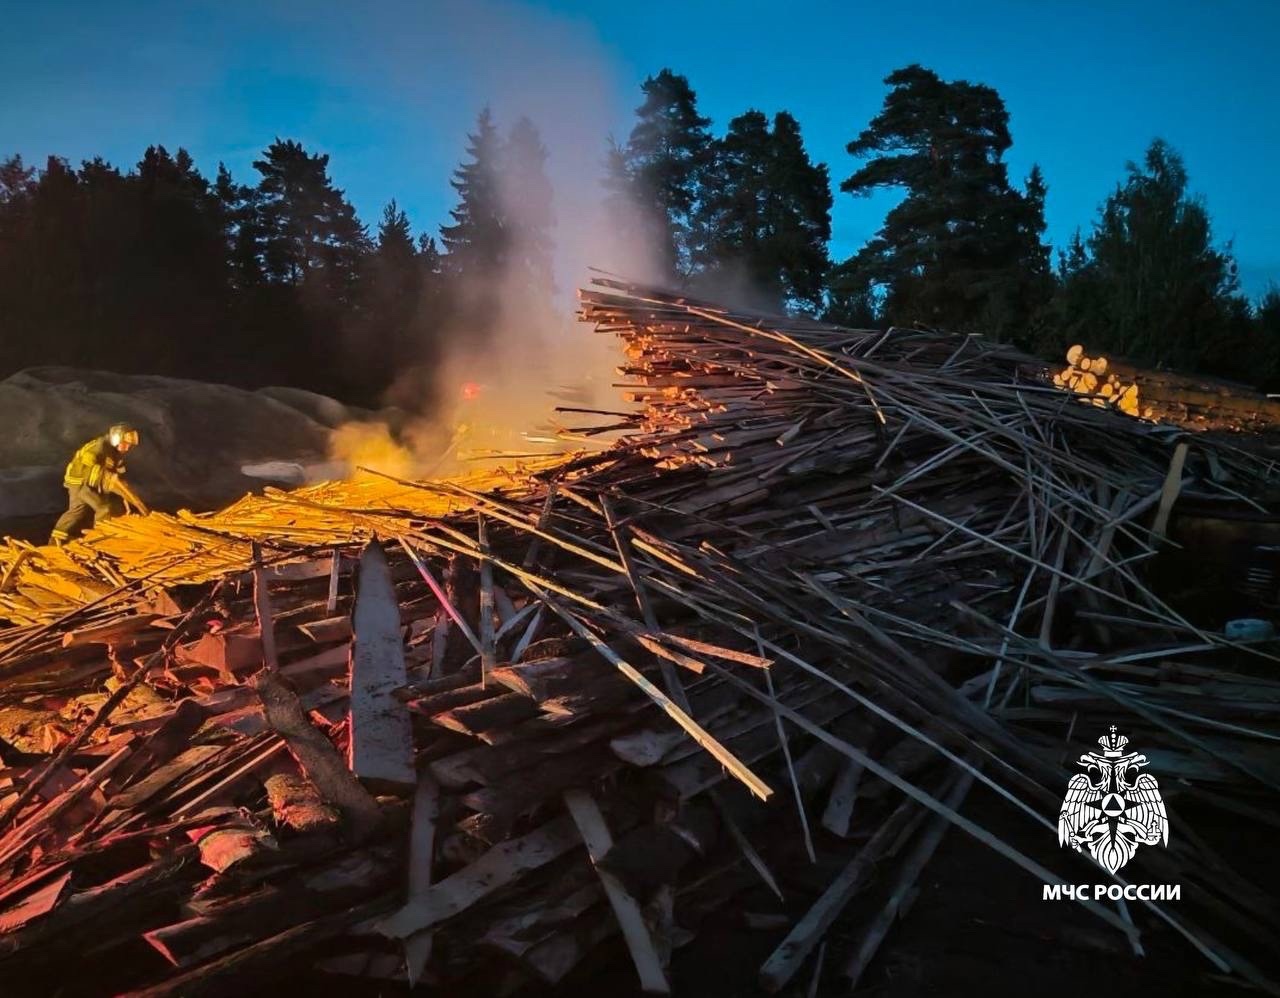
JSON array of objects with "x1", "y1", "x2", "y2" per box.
[{"x1": 108, "y1": 423, "x2": 140, "y2": 450}]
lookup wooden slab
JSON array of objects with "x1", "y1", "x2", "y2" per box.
[
  {"x1": 377, "y1": 816, "x2": 581, "y2": 938},
  {"x1": 563, "y1": 789, "x2": 670, "y2": 994},
  {"x1": 347, "y1": 541, "x2": 414, "y2": 790}
]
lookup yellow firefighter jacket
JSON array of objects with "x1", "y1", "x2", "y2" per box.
[{"x1": 63, "y1": 436, "x2": 126, "y2": 491}]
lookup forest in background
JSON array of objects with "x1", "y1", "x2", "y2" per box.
[{"x1": 1, "y1": 63, "x2": 1277, "y2": 408}]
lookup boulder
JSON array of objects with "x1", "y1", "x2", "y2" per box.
[{"x1": 0, "y1": 367, "x2": 354, "y2": 522}]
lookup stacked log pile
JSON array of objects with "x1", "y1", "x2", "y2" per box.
[
  {"x1": 1047, "y1": 343, "x2": 1280, "y2": 432},
  {"x1": 0, "y1": 278, "x2": 1278, "y2": 994},
  {"x1": 1051, "y1": 344, "x2": 1141, "y2": 415}
]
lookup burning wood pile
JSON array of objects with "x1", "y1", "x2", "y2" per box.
[{"x1": 1, "y1": 277, "x2": 1279, "y2": 995}]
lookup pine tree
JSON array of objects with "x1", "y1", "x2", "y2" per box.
[
  {"x1": 214, "y1": 163, "x2": 264, "y2": 289},
  {"x1": 694, "y1": 110, "x2": 832, "y2": 312},
  {"x1": 29, "y1": 157, "x2": 91, "y2": 365},
  {"x1": 0, "y1": 156, "x2": 38, "y2": 375},
  {"x1": 836, "y1": 65, "x2": 1051, "y2": 340},
  {"x1": 130, "y1": 146, "x2": 232, "y2": 373},
  {"x1": 251, "y1": 139, "x2": 369, "y2": 300},
  {"x1": 605, "y1": 69, "x2": 713, "y2": 281}
]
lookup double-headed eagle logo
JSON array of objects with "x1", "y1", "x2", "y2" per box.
[{"x1": 1058, "y1": 726, "x2": 1168, "y2": 873}]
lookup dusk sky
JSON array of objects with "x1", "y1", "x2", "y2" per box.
[{"x1": 4, "y1": 0, "x2": 1277, "y2": 297}]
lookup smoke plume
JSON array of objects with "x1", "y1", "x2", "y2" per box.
[{"x1": 323, "y1": 0, "x2": 661, "y2": 479}]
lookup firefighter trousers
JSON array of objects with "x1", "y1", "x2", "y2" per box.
[{"x1": 50, "y1": 485, "x2": 124, "y2": 543}]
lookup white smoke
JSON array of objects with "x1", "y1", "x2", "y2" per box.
[{"x1": 313, "y1": 0, "x2": 660, "y2": 475}]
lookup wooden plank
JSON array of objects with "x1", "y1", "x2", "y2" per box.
[
  {"x1": 821, "y1": 757, "x2": 865, "y2": 838},
  {"x1": 297, "y1": 615, "x2": 351, "y2": 644},
  {"x1": 431, "y1": 692, "x2": 540, "y2": 736},
  {"x1": 251, "y1": 543, "x2": 279, "y2": 672},
  {"x1": 843, "y1": 774, "x2": 975, "y2": 987},
  {"x1": 347, "y1": 540, "x2": 414, "y2": 790},
  {"x1": 60, "y1": 614, "x2": 161, "y2": 648},
  {"x1": 279, "y1": 643, "x2": 349, "y2": 681},
  {"x1": 326, "y1": 547, "x2": 341, "y2": 613},
  {"x1": 478, "y1": 515, "x2": 497, "y2": 688},
  {"x1": 1152, "y1": 439, "x2": 1190, "y2": 538},
  {"x1": 0, "y1": 870, "x2": 73, "y2": 932},
  {"x1": 758, "y1": 797, "x2": 924, "y2": 992},
  {"x1": 127, "y1": 896, "x2": 395, "y2": 998},
  {"x1": 488, "y1": 656, "x2": 602, "y2": 702},
  {"x1": 403, "y1": 773, "x2": 441, "y2": 985},
  {"x1": 377, "y1": 816, "x2": 581, "y2": 938},
  {"x1": 110, "y1": 744, "x2": 225, "y2": 811},
  {"x1": 562, "y1": 789, "x2": 670, "y2": 994},
  {"x1": 522, "y1": 907, "x2": 619, "y2": 984},
  {"x1": 463, "y1": 752, "x2": 622, "y2": 822},
  {"x1": 172, "y1": 739, "x2": 288, "y2": 818},
  {"x1": 531, "y1": 590, "x2": 772, "y2": 802},
  {"x1": 397, "y1": 537, "x2": 484, "y2": 657},
  {"x1": 480, "y1": 881, "x2": 603, "y2": 960}
]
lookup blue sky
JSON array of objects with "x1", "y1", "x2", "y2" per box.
[{"x1": 3, "y1": 0, "x2": 1277, "y2": 297}]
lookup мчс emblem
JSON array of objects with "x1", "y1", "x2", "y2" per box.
[{"x1": 1058, "y1": 726, "x2": 1168, "y2": 874}]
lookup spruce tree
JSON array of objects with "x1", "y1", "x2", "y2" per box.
[
  {"x1": 500, "y1": 116, "x2": 555, "y2": 316},
  {"x1": 1052, "y1": 140, "x2": 1247, "y2": 372},
  {"x1": 694, "y1": 110, "x2": 832, "y2": 312},
  {"x1": 376, "y1": 200, "x2": 416, "y2": 266},
  {"x1": 440, "y1": 108, "x2": 505, "y2": 279},
  {"x1": 605, "y1": 69, "x2": 713, "y2": 280}
]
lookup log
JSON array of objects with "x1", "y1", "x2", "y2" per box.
[
  {"x1": 264, "y1": 773, "x2": 340, "y2": 832},
  {"x1": 252, "y1": 669, "x2": 382, "y2": 841}
]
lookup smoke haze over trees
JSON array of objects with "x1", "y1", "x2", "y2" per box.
[{"x1": 0, "y1": 63, "x2": 1277, "y2": 405}]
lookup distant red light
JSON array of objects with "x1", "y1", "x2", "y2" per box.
[{"x1": 461, "y1": 382, "x2": 482, "y2": 400}]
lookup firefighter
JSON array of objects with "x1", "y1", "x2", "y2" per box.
[{"x1": 49, "y1": 423, "x2": 142, "y2": 544}]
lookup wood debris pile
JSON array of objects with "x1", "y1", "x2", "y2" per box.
[{"x1": 0, "y1": 277, "x2": 1278, "y2": 995}]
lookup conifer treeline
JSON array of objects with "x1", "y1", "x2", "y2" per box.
[{"x1": 1, "y1": 64, "x2": 1276, "y2": 404}]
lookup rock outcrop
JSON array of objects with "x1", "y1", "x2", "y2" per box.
[{"x1": 0, "y1": 367, "x2": 375, "y2": 524}]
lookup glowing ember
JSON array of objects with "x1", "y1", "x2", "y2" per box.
[{"x1": 461, "y1": 381, "x2": 483, "y2": 401}]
